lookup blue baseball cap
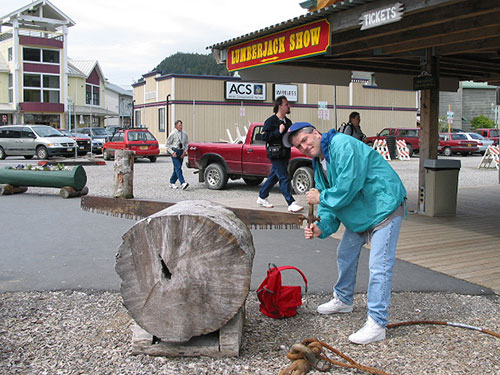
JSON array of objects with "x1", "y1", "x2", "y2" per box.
[{"x1": 282, "y1": 122, "x2": 316, "y2": 148}]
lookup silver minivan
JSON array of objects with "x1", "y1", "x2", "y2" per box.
[{"x1": 0, "y1": 125, "x2": 77, "y2": 160}]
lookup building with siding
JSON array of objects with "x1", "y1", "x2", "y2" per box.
[
  {"x1": 0, "y1": 0, "x2": 118, "y2": 129},
  {"x1": 132, "y1": 72, "x2": 419, "y2": 145}
]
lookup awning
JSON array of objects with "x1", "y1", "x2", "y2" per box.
[
  {"x1": 72, "y1": 105, "x2": 118, "y2": 117},
  {"x1": 0, "y1": 104, "x2": 16, "y2": 113}
]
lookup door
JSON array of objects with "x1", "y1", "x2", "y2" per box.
[
  {"x1": 20, "y1": 127, "x2": 37, "y2": 156},
  {"x1": 242, "y1": 125, "x2": 271, "y2": 176}
]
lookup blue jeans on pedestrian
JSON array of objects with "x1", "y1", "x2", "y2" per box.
[
  {"x1": 259, "y1": 158, "x2": 294, "y2": 205},
  {"x1": 170, "y1": 151, "x2": 185, "y2": 184},
  {"x1": 334, "y1": 215, "x2": 403, "y2": 327}
]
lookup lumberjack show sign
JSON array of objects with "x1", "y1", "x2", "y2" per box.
[{"x1": 226, "y1": 19, "x2": 330, "y2": 72}]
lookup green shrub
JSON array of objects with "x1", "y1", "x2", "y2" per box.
[{"x1": 470, "y1": 115, "x2": 496, "y2": 130}]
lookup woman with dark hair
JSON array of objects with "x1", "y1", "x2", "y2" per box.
[{"x1": 340, "y1": 112, "x2": 366, "y2": 141}]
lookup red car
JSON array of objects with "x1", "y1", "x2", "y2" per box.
[
  {"x1": 439, "y1": 133, "x2": 478, "y2": 156},
  {"x1": 364, "y1": 128, "x2": 420, "y2": 157},
  {"x1": 103, "y1": 128, "x2": 159, "y2": 162}
]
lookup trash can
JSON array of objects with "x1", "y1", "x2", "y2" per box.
[{"x1": 423, "y1": 159, "x2": 461, "y2": 216}]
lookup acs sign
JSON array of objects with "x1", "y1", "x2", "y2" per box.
[{"x1": 225, "y1": 81, "x2": 266, "y2": 101}]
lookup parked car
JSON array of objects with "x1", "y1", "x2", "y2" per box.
[
  {"x1": 75, "y1": 127, "x2": 111, "y2": 144},
  {"x1": 0, "y1": 125, "x2": 76, "y2": 160},
  {"x1": 438, "y1": 133, "x2": 478, "y2": 156},
  {"x1": 57, "y1": 129, "x2": 91, "y2": 156},
  {"x1": 102, "y1": 128, "x2": 160, "y2": 162},
  {"x1": 105, "y1": 125, "x2": 123, "y2": 135},
  {"x1": 474, "y1": 128, "x2": 499, "y2": 145},
  {"x1": 457, "y1": 132, "x2": 494, "y2": 155},
  {"x1": 364, "y1": 127, "x2": 420, "y2": 157}
]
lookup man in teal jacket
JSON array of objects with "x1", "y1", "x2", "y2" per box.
[{"x1": 283, "y1": 122, "x2": 406, "y2": 345}]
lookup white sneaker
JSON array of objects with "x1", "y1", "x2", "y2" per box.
[
  {"x1": 317, "y1": 292, "x2": 353, "y2": 314},
  {"x1": 181, "y1": 182, "x2": 189, "y2": 190},
  {"x1": 257, "y1": 197, "x2": 273, "y2": 208},
  {"x1": 287, "y1": 202, "x2": 304, "y2": 212},
  {"x1": 169, "y1": 183, "x2": 178, "y2": 189},
  {"x1": 348, "y1": 316, "x2": 386, "y2": 345}
]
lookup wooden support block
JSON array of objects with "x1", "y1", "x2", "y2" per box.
[
  {"x1": 131, "y1": 306, "x2": 244, "y2": 357},
  {"x1": 0, "y1": 184, "x2": 28, "y2": 195},
  {"x1": 59, "y1": 185, "x2": 89, "y2": 199}
]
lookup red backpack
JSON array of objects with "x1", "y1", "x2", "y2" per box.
[{"x1": 256, "y1": 263, "x2": 308, "y2": 319}]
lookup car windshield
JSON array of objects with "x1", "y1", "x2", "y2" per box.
[
  {"x1": 468, "y1": 133, "x2": 483, "y2": 140},
  {"x1": 127, "y1": 131, "x2": 156, "y2": 141},
  {"x1": 32, "y1": 126, "x2": 63, "y2": 137},
  {"x1": 92, "y1": 128, "x2": 109, "y2": 136},
  {"x1": 59, "y1": 130, "x2": 72, "y2": 136}
]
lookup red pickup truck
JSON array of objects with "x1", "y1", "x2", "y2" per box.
[{"x1": 187, "y1": 123, "x2": 313, "y2": 193}]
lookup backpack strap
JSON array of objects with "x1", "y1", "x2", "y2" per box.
[{"x1": 276, "y1": 265, "x2": 308, "y2": 293}]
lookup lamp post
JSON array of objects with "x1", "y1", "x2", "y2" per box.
[{"x1": 130, "y1": 100, "x2": 135, "y2": 128}]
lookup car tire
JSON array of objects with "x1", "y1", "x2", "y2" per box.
[
  {"x1": 24, "y1": 155, "x2": 34, "y2": 160},
  {"x1": 243, "y1": 177, "x2": 264, "y2": 186},
  {"x1": 36, "y1": 146, "x2": 49, "y2": 160},
  {"x1": 103, "y1": 149, "x2": 112, "y2": 160},
  {"x1": 204, "y1": 163, "x2": 228, "y2": 190},
  {"x1": 406, "y1": 144, "x2": 414, "y2": 157},
  {"x1": 148, "y1": 156, "x2": 157, "y2": 163},
  {"x1": 0, "y1": 146, "x2": 6, "y2": 160},
  {"x1": 78, "y1": 152, "x2": 88, "y2": 156},
  {"x1": 443, "y1": 147, "x2": 453, "y2": 157},
  {"x1": 292, "y1": 166, "x2": 314, "y2": 195}
]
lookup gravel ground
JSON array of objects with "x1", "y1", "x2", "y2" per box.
[
  {"x1": 2, "y1": 155, "x2": 499, "y2": 374},
  {"x1": 1, "y1": 291, "x2": 498, "y2": 375}
]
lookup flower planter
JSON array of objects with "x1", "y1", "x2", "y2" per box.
[{"x1": 0, "y1": 165, "x2": 87, "y2": 191}]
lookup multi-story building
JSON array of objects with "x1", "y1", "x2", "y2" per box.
[
  {"x1": 0, "y1": 0, "x2": 118, "y2": 129},
  {"x1": 104, "y1": 81, "x2": 133, "y2": 128}
]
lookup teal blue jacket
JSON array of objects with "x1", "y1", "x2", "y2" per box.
[{"x1": 314, "y1": 130, "x2": 406, "y2": 238}]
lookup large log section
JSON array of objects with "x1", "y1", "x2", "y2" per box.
[{"x1": 115, "y1": 200, "x2": 255, "y2": 343}]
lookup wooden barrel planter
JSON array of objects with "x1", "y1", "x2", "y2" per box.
[
  {"x1": 0, "y1": 165, "x2": 87, "y2": 197},
  {"x1": 115, "y1": 200, "x2": 255, "y2": 349}
]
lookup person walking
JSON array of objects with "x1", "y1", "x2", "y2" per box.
[
  {"x1": 339, "y1": 111, "x2": 366, "y2": 141},
  {"x1": 257, "y1": 96, "x2": 303, "y2": 212},
  {"x1": 166, "y1": 120, "x2": 189, "y2": 190},
  {"x1": 283, "y1": 122, "x2": 406, "y2": 345}
]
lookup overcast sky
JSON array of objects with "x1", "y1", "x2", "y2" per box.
[{"x1": 3, "y1": 0, "x2": 307, "y2": 87}]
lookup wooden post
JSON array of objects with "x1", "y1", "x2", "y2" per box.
[
  {"x1": 60, "y1": 186, "x2": 89, "y2": 199},
  {"x1": 113, "y1": 150, "x2": 134, "y2": 199},
  {"x1": 418, "y1": 48, "x2": 440, "y2": 212}
]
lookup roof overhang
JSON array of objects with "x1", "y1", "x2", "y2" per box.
[{"x1": 210, "y1": 0, "x2": 500, "y2": 90}]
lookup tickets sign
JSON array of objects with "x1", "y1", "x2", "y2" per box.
[{"x1": 227, "y1": 19, "x2": 330, "y2": 72}]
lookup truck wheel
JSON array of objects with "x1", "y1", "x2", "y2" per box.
[
  {"x1": 148, "y1": 156, "x2": 157, "y2": 163},
  {"x1": 406, "y1": 144, "x2": 414, "y2": 157},
  {"x1": 292, "y1": 166, "x2": 314, "y2": 195},
  {"x1": 243, "y1": 177, "x2": 264, "y2": 186},
  {"x1": 204, "y1": 163, "x2": 228, "y2": 190},
  {"x1": 443, "y1": 147, "x2": 452, "y2": 156}
]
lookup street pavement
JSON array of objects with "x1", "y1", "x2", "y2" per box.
[{"x1": 0, "y1": 192, "x2": 491, "y2": 295}]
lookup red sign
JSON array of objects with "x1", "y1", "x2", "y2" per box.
[{"x1": 227, "y1": 19, "x2": 330, "y2": 72}]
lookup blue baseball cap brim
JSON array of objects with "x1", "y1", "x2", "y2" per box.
[{"x1": 282, "y1": 122, "x2": 316, "y2": 148}]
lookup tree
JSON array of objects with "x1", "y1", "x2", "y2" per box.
[
  {"x1": 154, "y1": 52, "x2": 229, "y2": 76},
  {"x1": 470, "y1": 115, "x2": 496, "y2": 130}
]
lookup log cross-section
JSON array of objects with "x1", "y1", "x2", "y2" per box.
[{"x1": 115, "y1": 200, "x2": 255, "y2": 343}]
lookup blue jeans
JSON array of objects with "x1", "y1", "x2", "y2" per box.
[
  {"x1": 259, "y1": 158, "x2": 294, "y2": 205},
  {"x1": 169, "y1": 154, "x2": 185, "y2": 184},
  {"x1": 334, "y1": 215, "x2": 402, "y2": 327}
]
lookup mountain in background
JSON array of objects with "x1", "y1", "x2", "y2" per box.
[{"x1": 154, "y1": 52, "x2": 229, "y2": 76}]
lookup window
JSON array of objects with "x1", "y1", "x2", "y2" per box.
[
  {"x1": 23, "y1": 48, "x2": 40, "y2": 61},
  {"x1": 158, "y1": 108, "x2": 165, "y2": 132},
  {"x1": 23, "y1": 73, "x2": 60, "y2": 103},
  {"x1": 8, "y1": 74, "x2": 13, "y2": 103},
  {"x1": 86, "y1": 84, "x2": 100, "y2": 106},
  {"x1": 86, "y1": 85, "x2": 92, "y2": 104},
  {"x1": 8, "y1": 47, "x2": 12, "y2": 61},
  {"x1": 93, "y1": 86, "x2": 100, "y2": 106},
  {"x1": 43, "y1": 50, "x2": 59, "y2": 63},
  {"x1": 135, "y1": 111, "x2": 141, "y2": 127}
]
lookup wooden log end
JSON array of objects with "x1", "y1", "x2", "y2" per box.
[
  {"x1": 0, "y1": 184, "x2": 28, "y2": 195},
  {"x1": 59, "y1": 185, "x2": 90, "y2": 199}
]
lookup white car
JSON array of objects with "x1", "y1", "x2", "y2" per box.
[{"x1": 458, "y1": 132, "x2": 494, "y2": 155}]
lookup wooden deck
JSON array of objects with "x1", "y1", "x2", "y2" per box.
[{"x1": 334, "y1": 185, "x2": 500, "y2": 292}]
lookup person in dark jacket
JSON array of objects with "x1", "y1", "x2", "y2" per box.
[
  {"x1": 340, "y1": 111, "x2": 366, "y2": 141},
  {"x1": 257, "y1": 96, "x2": 303, "y2": 212}
]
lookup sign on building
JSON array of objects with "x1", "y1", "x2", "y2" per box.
[
  {"x1": 227, "y1": 19, "x2": 330, "y2": 72},
  {"x1": 273, "y1": 84, "x2": 298, "y2": 102},
  {"x1": 360, "y1": 3, "x2": 404, "y2": 30},
  {"x1": 225, "y1": 81, "x2": 266, "y2": 101}
]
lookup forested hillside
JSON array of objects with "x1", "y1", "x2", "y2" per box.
[{"x1": 154, "y1": 52, "x2": 229, "y2": 76}]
